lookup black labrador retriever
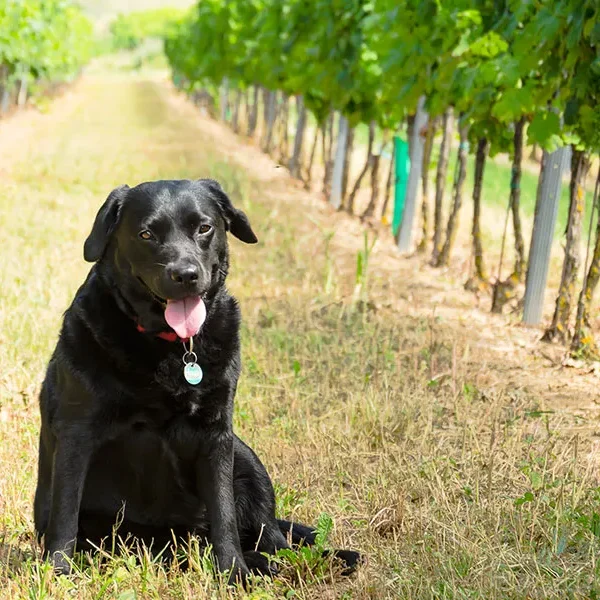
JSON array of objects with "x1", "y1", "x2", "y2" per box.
[{"x1": 34, "y1": 179, "x2": 360, "y2": 583}]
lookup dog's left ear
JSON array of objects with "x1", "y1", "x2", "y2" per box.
[
  {"x1": 84, "y1": 185, "x2": 130, "y2": 262},
  {"x1": 198, "y1": 179, "x2": 258, "y2": 244}
]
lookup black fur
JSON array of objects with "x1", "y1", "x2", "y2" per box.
[{"x1": 34, "y1": 179, "x2": 360, "y2": 583}]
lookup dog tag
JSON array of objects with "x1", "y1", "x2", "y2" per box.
[
  {"x1": 182, "y1": 338, "x2": 203, "y2": 385},
  {"x1": 184, "y1": 362, "x2": 203, "y2": 385}
]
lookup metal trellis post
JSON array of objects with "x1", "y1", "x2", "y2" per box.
[
  {"x1": 523, "y1": 145, "x2": 572, "y2": 326},
  {"x1": 396, "y1": 96, "x2": 428, "y2": 252},
  {"x1": 329, "y1": 114, "x2": 349, "y2": 210}
]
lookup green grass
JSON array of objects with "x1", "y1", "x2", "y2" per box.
[{"x1": 1, "y1": 69, "x2": 599, "y2": 599}]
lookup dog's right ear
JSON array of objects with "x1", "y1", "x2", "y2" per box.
[{"x1": 83, "y1": 185, "x2": 130, "y2": 262}]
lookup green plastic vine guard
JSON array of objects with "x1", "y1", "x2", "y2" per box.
[{"x1": 392, "y1": 136, "x2": 410, "y2": 237}]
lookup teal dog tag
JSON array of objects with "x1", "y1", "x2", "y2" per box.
[{"x1": 184, "y1": 362, "x2": 203, "y2": 385}]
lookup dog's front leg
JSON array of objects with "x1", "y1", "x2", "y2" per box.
[
  {"x1": 43, "y1": 427, "x2": 96, "y2": 574},
  {"x1": 197, "y1": 428, "x2": 248, "y2": 583}
]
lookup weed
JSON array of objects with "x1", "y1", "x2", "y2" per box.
[{"x1": 352, "y1": 231, "x2": 377, "y2": 305}]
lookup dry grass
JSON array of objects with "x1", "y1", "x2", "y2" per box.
[{"x1": 1, "y1": 69, "x2": 600, "y2": 599}]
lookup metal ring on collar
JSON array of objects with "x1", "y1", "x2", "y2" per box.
[{"x1": 182, "y1": 351, "x2": 198, "y2": 365}]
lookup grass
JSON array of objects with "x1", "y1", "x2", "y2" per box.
[{"x1": 1, "y1": 68, "x2": 599, "y2": 599}]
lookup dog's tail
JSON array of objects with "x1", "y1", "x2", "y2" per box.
[{"x1": 276, "y1": 518, "x2": 363, "y2": 574}]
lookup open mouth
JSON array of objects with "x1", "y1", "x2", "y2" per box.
[
  {"x1": 165, "y1": 296, "x2": 207, "y2": 339},
  {"x1": 136, "y1": 277, "x2": 207, "y2": 338}
]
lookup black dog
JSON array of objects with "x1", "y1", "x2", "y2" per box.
[{"x1": 34, "y1": 179, "x2": 360, "y2": 582}]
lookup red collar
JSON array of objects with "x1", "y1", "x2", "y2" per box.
[{"x1": 136, "y1": 323, "x2": 188, "y2": 343}]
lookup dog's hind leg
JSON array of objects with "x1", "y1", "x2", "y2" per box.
[
  {"x1": 276, "y1": 519, "x2": 363, "y2": 575},
  {"x1": 232, "y1": 438, "x2": 363, "y2": 575},
  {"x1": 276, "y1": 519, "x2": 316, "y2": 546}
]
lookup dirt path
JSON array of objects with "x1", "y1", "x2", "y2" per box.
[{"x1": 1, "y1": 71, "x2": 599, "y2": 599}]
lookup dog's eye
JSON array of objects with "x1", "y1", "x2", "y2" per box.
[
  {"x1": 139, "y1": 230, "x2": 154, "y2": 240},
  {"x1": 198, "y1": 224, "x2": 212, "y2": 235}
]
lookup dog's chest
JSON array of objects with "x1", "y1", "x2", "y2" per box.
[
  {"x1": 123, "y1": 343, "x2": 230, "y2": 424},
  {"x1": 129, "y1": 389, "x2": 207, "y2": 433},
  {"x1": 188, "y1": 397, "x2": 201, "y2": 416},
  {"x1": 151, "y1": 342, "x2": 224, "y2": 388}
]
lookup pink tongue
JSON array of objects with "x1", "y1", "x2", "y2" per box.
[{"x1": 164, "y1": 297, "x2": 207, "y2": 339}]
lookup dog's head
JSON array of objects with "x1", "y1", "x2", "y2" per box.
[{"x1": 84, "y1": 179, "x2": 257, "y2": 337}]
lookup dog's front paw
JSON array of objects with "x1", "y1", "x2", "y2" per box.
[
  {"x1": 243, "y1": 550, "x2": 279, "y2": 577},
  {"x1": 215, "y1": 550, "x2": 251, "y2": 586},
  {"x1": 43, "y1": 538, "x2": 75, "y2": 576},
  {"x1": 46, "y1": 550, "x2": 72, "y2": 576},
  {"x1": 225, "y1": 561, "x2": 251, "y2": 587}
]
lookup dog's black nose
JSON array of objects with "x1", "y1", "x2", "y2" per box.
[{"x1": 168, "y1": 264, "x2": 200, "y2": 284}]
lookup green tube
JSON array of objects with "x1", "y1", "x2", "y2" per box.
[{"x1": 392, "y1": 136, "x2": 410, "y2": 237}]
